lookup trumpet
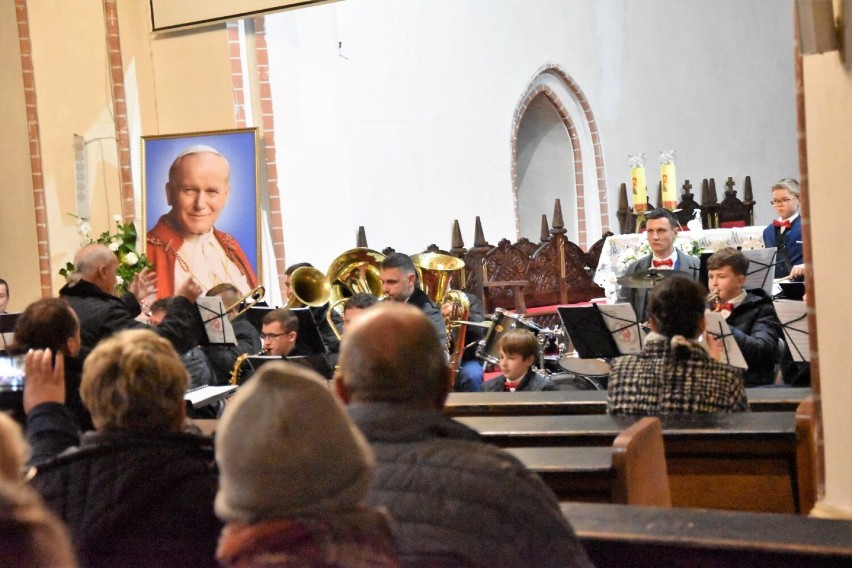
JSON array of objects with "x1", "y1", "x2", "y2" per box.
[
  {"x1": 225, "y1": 286, "x2": 266, "y2": 320},
  {"x1": 706, "y1": 288, "x2": 721, "y2": 311}
]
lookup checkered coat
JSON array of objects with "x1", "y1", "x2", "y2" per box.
[{"x1": 607, "y1": 334, "x2": 749, "y2": 415}]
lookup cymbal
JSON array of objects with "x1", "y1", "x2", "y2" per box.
[
  {"x1": 617, "y1": 269, "x2": 679, "y2": 289},
  {"x1": 450, "y1": 320, "x2": 492, "y2": 328}
]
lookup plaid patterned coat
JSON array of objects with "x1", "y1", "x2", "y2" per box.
[{"x1": 607, "y1": 334, "x2": 749, "y2": 415}]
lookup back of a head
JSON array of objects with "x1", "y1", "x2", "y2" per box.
[
  {"x1": 338, "y1": 303, "x2": 449, "y2": 407},
  {"x1": 0, "y1": 483, "x2": 77, "y2": 568},
  {"x1": 10, "y1": 298, "x2": 78, "y2": 356},
  {"x1": 379, "y1": 252, "x2": 416, "y2": 275},
  {"x1": 284, "y1": 262, "x2": 314, "y2": 277},
  {"x1": 80, "y1": 329, "x2": 187, "y2": 432},
  {"x1": 206, "y1": 283, "x2": 240, "y2": 309},
  {"x1": 215, "y1": 362, "x2": 373, "y2": 523},
  {"x1": 647, "y1": 276, "x2": 705, "y2": 339},
  {"x1": 73, "y1": 244, "x2": 114, "y2": 279}
]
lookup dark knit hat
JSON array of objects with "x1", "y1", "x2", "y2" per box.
[{"x1": 215, "y1": 362, "x2": 373, "y2": 522}]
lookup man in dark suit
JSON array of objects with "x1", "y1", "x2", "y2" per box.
[
  {"x1": 379, "y1": 252, "x2": 446, "y2": 347},
  {"x1": 616, "y1": 208, "x2": 700, "y2": 322}
]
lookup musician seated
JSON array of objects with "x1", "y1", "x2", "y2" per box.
[
  {"x1": 261, "y1": 307, "x2": 307, "y2": 358},
  {"x1": 380, "y1": 252, "x2": 447, "y2": 347},
  {"x1": 762, "y1": 178, "x2": 804, "y2": 280},
  {"x1": 607, "y1": 277, "x2": 749, "y2": 415},
  {"x1": 616, "y1": 208, "x2": 700, "y2": 322},
  {"x1": 149, "y1": 298, "x2": 215, "y2": 392},
  {"x1": 201, "y1": 283, "x2": 262, "y2": 386},
  {"x1": 482, "y1": 330, "x2": 556, "y2": 392},
  {"x1": 707, "y1": 248, "x2": 782, "y2": 387},
  {"x1": 342, "y1": 292, "x2": 379, "y2": 330},
  {"x1": 283, "y1": 262, "x2": 343, "y2": 358},
  {"x1": 442, "y1": 291, "x2": 487, "y2": 392}
]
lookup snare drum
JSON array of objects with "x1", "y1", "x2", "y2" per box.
[
  {"x1": 556, "y1": 355, "x2": 611, "y2": 390},
  {"x1": 475, "y1": 308, "x2": 540, "y2": 365}
]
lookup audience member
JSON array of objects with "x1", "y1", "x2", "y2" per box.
[
  {"x1": 147, "y1": 145, "x2": 257, "y2": 298},
  {"x1": 608, "y1": 277, "x2": 749, "y2": 415},
  {"x1": 379, "y1": 253, "x2": 447, "y2": 347},
  {"x1": 59, "y1": 243, "x2": 205, "y2": 361},
  {"x1": 763, "y1": 178, "x2": 804, "y2": 279},
  {"x1": 0, "y1": 278, "x2": 8, "y2": 314},
  {"x1": 0, "y1": 412, "x2": 28, "y2": 482},
  {"x1": 215, "y1": 362, "x2": 399, "y2": 567},
  {"x1": 23, "y1": 330, "x2": 220, "y2": 567},
  {"x1": 482, "y1": 329, "x2": 556, "y2": 392},
  {"x1": 617, "y1": 208, "x2": 700, "y2": 321},
  {"x1": 202, "y1": 283, "x2": 262, "y2": 385},
  {"x1": 10, "y1": 298, "x2": 91, "y2": 430},
  {"x1": 342, "y1": 292, "x2": 379, "y2": 330},
  {"x1": 334, "y1": 303, "x2": 592, "y2": 567},
  {"x1": 707, "y1": 248, "x2": 782, "y2": 387}
]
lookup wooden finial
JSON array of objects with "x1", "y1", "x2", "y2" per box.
[
  {"x1": 725, "y1": 176, "x2": 736, "y2": 195},
  {"x1": 356, "y1": 226, "x2": 368, "y2": 247},
  {"x1": 451, "y1": 219, "x2": 464, "y2": 249},
  {"x1": 744, "y1": 176, "x2": 753, "y2": 202},
  {"x1": 552, "y1": 199, "x2": 564, "y2": 230},
  {"x1": 539, "y1": 215, "x2": 550, "y2": 242},
  {"x1": 473, "y1": 216, "x2": 488, "y2": 247}
]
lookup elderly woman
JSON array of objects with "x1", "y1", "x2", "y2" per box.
[
  {"x1": 23, "y1": 329, "x2": 220, "y2": 567},
  {"x1": 214, "y1": 362, "x2": 399, "y2": 567}
]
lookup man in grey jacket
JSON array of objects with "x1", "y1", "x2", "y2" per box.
[
  {"x1": 334, "y1": 302, "x2": 593, "y2": 568},
  {"x1": 617, "y1": 208, "x2": 700, "y2": 322}
]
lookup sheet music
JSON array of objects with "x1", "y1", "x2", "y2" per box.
[
  {"x1": 184, "y1": 384, "x2": 237, "y2": 407},
  {"x1": 196, "y1": 296, "x2": 236, "y2": 345},
  {"x1": 742, "y1": 247, "x2": 776, "y2": 296},
  {"x1": 774, "y1": 299, "x2": 810, "y2": 362},
  {"x1": 704, "y1": 312, "x2": 748, "y2": 369},
  {"x1": 597, "y1": 303, "x2": 646, "y2": 354}
]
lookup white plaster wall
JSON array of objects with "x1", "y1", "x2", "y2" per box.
[
  {"x1": 266, "y1": 0, "x2": 796, "y2": 269},
  {"x1": 516, "y1": 96, "x2": 577, "y2": 241}
]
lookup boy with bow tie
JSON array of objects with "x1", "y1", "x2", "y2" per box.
[
  {"x1": 762, "y1": 178, "x2": 804, "y2": 279},
  {"x1": 707, "y1": 248, "x2": 782, "y2": 387}
]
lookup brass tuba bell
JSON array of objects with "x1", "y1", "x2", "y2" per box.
[
  {"x1": 286, "y1": 266, "x2": 331, "y2": 308},
  {"x1": 410, "y1": 252, "x2": 466, "y2": 305},
  {"x1": 326, "y1": 248, "x2": 386, "y2": 306}
]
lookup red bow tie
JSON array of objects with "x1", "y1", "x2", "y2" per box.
[
  {"x1": 652, "y1": 259, "x2": 673, "y2": 268},
  {"x1": 504, "y1": 380, "x2": 522, "y2": 392},
  {"x1": 774, "y1": 219, "x2": 791, "y2": 229},
  {"x1": 717, "y1": 303, "x2": 735, "y2": 312}
]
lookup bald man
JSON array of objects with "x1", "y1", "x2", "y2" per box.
[
  {"x1": 334, "y1": 303, "x2": 592, "y2": 568},
  {"x1": 147, "y1": 146, "x2": 258, "y2": 298},
  {"x1": 59, "y1": 243, "x2": 205, "y2": 361}
]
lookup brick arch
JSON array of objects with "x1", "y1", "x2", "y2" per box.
[{"x1": 511, "y1": 64, "x2": 610, "y2": 248}]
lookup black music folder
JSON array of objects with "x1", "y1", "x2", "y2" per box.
[{"x1": 556, "y1": 305, "x2": 621, "y2": 359}]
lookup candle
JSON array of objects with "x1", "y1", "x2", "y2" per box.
[
  {"x1": 659, "y1": 150, "x2": 677, "y2": 210},
  {"x1": 628, "y1": 153, "x2": 647, "y2": 213}
]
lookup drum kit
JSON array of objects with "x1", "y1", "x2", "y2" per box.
[{"x1": 466, "y1": 307, "x2": 611, "y2": 391}]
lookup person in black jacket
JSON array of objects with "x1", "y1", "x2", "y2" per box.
[
  {"x1": 379, "y1": 252, "x2": 447, "y2": 347},
  {"x1": 59, "y1": 243, "x2": 205, "y2": 362},
  {"x1": 482, "y1": 329, "x2": 557, "y2": 392},
  {"x1": 23, "y1": 329, "x2": 221, "y2": 568},
  {"x1": 707, "y1": 248, "x2": 782, "y2": 387},
  {"x1": 200, "y1": 283, "x2": 262, "y2": 385}
]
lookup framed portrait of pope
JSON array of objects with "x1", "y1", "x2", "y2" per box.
[{"x1": 141, "y1": 127, "x2": 261, "y2": 299}]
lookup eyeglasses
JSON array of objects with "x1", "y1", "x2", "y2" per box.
[
  {"x1": 260, "y1": 332, "x2": 287, "y2": 340},
  {"x1": 770, "y1": 198, "x2": 795, "y2": 205}
]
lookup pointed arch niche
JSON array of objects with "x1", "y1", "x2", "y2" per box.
[{"x1": 511, "y1": 65, "x2": 610, "y2": 248}]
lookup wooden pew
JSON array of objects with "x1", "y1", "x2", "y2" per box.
[
  {"x1": 506, "y1": 417, "x2": 671, "y2": 506},
  {"x1": 563, "y1": 502, "x2": 852, "y2": 568},
  {"x1": 445, "y1": 387, "x2": 810, "y2": 417},
  {"x1": 457, "y1": 411, "x2": 809, "y2": 513}
]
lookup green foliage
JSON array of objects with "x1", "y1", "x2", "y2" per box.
[{"x1": 59, "y1": 215, "x2": 152, "y2": 295}]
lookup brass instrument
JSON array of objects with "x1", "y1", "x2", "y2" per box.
[
  {"x1": 443, "y1": 289, "x2": 471, "y2": 383},
  {"x1": 410, "y1": 252, "x2": 466, "y2": 302},
  {"x1": 229, "y1": 349, "x2": 267, "y2": 385},
  {"x1": 225, "y1": 286, "x2": 266, "y2": 320},
  {"x1": 707, "y1": 288, "x2": 721, "y2": 312},
  {"x1": 286, "y1": 266, "x2": 331, "y2": 308},
  {"x1": 326, "y1": 248, "x2": 386, "y2": 305},
  {"x1": 325, "y1": 297, "x2": 348, "y2": 341}
]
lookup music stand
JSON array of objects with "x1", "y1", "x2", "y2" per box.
[
  {"x1": 774, "y1": 300, "x2": 810, "y2": 362},
  {"x1": 245, "y1": 306, "x2": 274, "y2": 334},
  {"x1": 742, "y1": 248, "x2": 776, "y2": 296},
  {"x1": 704, "y1": 312, "x2": 748, "y2": 369},
  {"x1": 0, "y1": 313, "x2": 20, "y2": 352},
  {"x1": 556, "y1": 306, "x2": 621, "y2": 360}
]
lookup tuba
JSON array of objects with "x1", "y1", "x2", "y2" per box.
[
  {"x1": 286, "y1": 266, "x2": 331, "y2": 308},
  {"x1": 443, "y1": 289, "x2": 471, "y2": 381},
  {"x1": 326, "y1": 248, "x2": 386, "y2": 306}
]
